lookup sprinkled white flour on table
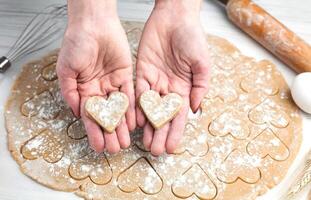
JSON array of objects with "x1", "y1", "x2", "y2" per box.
[{"x1": 4, "y1": 21, "x2": 302, "y2": 200}]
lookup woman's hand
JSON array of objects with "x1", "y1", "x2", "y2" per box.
[
  {"x1": 136, "y1": 0, "x2": 210, "y2": 156},
  {"x1": 56, "y1": 0, "x2": 135, "y2": 153}
]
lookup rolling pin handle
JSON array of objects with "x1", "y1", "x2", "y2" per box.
[{"x1": 226, "y1": 0, "x2": 311, "y2": 73}]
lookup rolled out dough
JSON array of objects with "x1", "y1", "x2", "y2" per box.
[{"x1": 5, "y1": 21, "x2": 302, "y2": 200}]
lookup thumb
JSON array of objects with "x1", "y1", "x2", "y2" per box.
[
  {"x1": 56, "y1": 63, "x2": 80, "y2": 117},
  {"x1": 190, "y1": 59, "x2": 210, "y2": 112}
]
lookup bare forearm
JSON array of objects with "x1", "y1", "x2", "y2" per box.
[
  {"x1": 67, "y1": 0, "x2": 118, "y2": 27},
  {"x1": 154, "y1": 0, "x2": 202, "y2": 15}
]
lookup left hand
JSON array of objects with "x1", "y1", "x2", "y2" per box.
[
  {"x1": 56, "y1": 0, "x2": 135, "y2": 153},
  {"x1": 136, "y1": 0, "x2": 211, "y2": 156}
]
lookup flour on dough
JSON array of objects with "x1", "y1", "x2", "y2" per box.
[{"x1": 5, "y1": 21, "x2": 302, "y2": 200}]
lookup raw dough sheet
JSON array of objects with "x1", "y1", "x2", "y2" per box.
[{"x1": 5, "y1": 21, "x2": 302, "y2": 200}]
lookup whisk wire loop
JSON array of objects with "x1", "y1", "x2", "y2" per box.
[{"x1": 1, "y1": 4, "x2": 67, "y2": 73}]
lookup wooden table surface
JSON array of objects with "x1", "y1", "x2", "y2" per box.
[{"x1": 0, "y1": 0, "x2": 311, "y2": 199}]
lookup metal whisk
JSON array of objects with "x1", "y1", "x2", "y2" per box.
[{"x1": 0, "y1": 4, "x2": 67, "y2": 73}]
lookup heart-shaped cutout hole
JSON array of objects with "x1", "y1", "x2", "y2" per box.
[
  {"x1": 117, "y1": 157, "x2": 163, "y2": 194},
  {"x1": 248, "y1": 97, "x2": 289, "y2": 128},
  {"x1": 69, "y1": 152, "x2": 112, "y2": 185},
  {"x1": 85, "y1": 92, "x2": 129, "y2": 133},
  {"x1": 21, "y1": 129, "x2": 64, "y2": 163},
  {"x1": 172, "y1": 164, "x2": 217, "y2": 199},
  {"x1": 216, "y1": 149, "x2": 261, "y2": 184},
  {"x1": 139, "y1": 90, "x2": 183, "y2": 129},
  {"x1": 246, "y1": 128, "x2": 290, "y2": 161}
]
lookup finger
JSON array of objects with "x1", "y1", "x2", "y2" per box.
[
  {"x1": 121, "y1": 81, "x2": 136, "y2": 131},
  {"x1": 190, "y1": 60, "x2": 210, "y2": 112},
  {"x1": 56, "y1": 65, "x2": 80, "y2": 117},
  {"x1": 83, "y1": 116, "x2": 105, "y2": 153},
  {"x1": 166, "y1": 99, "x2": 189, "y2": 154},
  {"x1": 150, "y1": 124, "x2": 170, "y2": 156},
  {"x1": 116, "y1": 118, "x2": 131, "y2": 149},
  {"x1": 143, "y1": 123, "x2": 154, "y2": 151},
  {"x1": 104, "y1": 131, "x2": 121, "y2": 154},
  {"x1": 80, "y1": 98, "x2": 105, "y2": 153},
  {"x1": 135, "y1": 77, "x2": 150, "y2": 127}
]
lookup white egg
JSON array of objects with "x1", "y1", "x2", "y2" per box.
[{"x1": 291, "y1": 72, "x2": 311, "y2": 114}]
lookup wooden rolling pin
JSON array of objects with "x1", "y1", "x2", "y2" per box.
[{"x1": 218, "y1": 0, "x2": 311, "y2": 73}]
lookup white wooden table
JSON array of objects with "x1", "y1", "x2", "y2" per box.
[{"x1": 0, "y1": 0, "x2": 310, "y2": 199}]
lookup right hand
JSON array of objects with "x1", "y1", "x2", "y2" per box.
[
  {"x1": 56, "y1": 0, "x2": 136, "y2": 153},
  {"x1": 136, "y1": 0, "x2": 210, "y2": 156}
]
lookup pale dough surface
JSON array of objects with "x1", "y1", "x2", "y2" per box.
[
  {"x1": 5, "y1": 21, "x2": 302, "y2": 200},
  {"x1": 139, "y1": 90, "x2": 183, "y2": 129},
  {"x1": 85, "y1": 93, "x2": 129, "y2": 133}
]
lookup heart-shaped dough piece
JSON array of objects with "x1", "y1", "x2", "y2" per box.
[
  {"x1": 85, "y1": 92, "x2": 129, "y2": 133},
  {"x1": 139, "y1": 90, "x2": 183, "y2": 129}
]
